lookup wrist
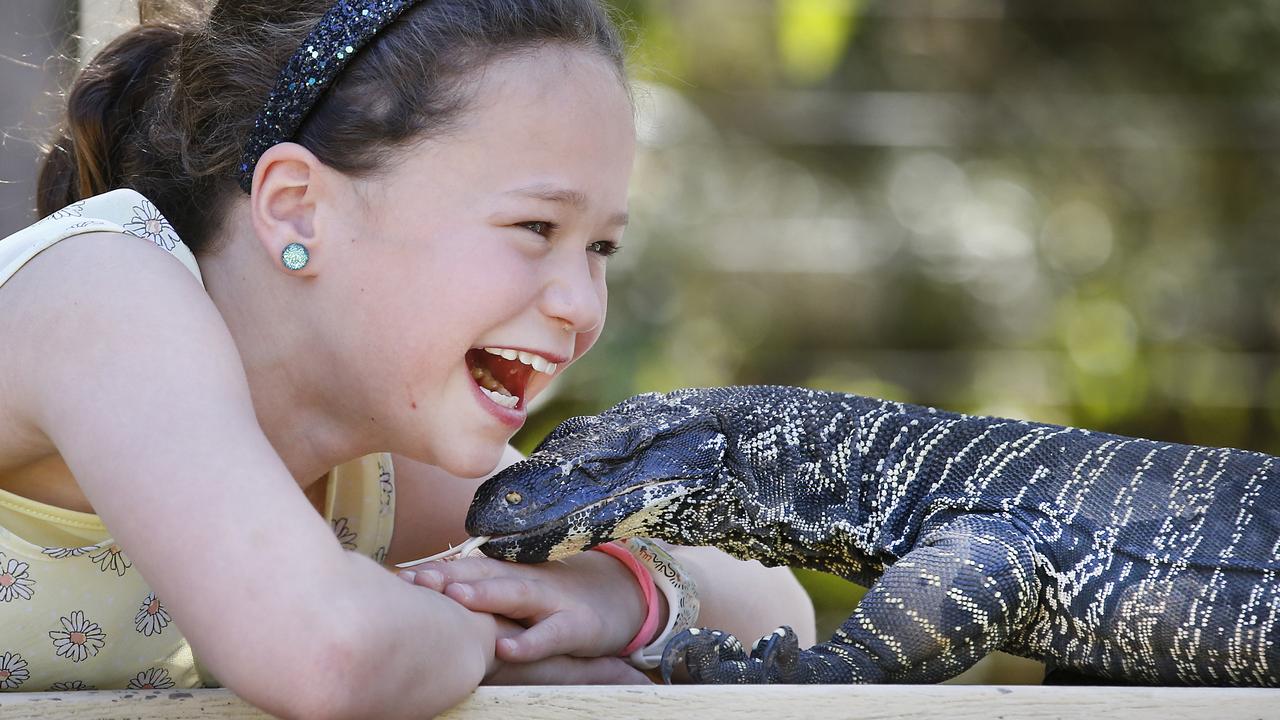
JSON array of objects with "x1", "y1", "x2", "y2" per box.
[
  {"x1": 591, "y1": 541, "x2": 661, "y2": 656},
  {"x1": 615, "y1": 538, "x2": 702, "y2": 670}
]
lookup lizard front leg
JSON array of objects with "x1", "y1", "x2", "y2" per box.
[{"x1": 662, "y1": 514, "x2": 1042, "y2": 684}]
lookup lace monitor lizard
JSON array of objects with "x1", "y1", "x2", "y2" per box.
[{"x1": 465, "y1": 386, "x2": 1280, "y2": 686}]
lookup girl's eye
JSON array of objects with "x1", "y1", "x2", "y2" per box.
[
  {"x1": 588, "y1": 240, "x2": 622, "y2": 257},
  {"x1": 520, "y1": 221, "x2": 555, "y2": 236}
]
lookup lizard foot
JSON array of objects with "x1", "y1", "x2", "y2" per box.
[
  {"x1": 661, "y1": 627, "x2": 807, "y2": 684},
  {"x1": 660, "y1": 628, "x2": 759, "y2": 684}
]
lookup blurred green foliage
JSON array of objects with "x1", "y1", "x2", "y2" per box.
[{"x1": 515, "y1": 0, "x2": 1280, "y2": 684}]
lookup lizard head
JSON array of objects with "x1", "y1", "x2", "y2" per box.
[{"x1": 465, "y1": 392, "x2": 728, "y2": 562}]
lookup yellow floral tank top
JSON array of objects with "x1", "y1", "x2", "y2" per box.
[{"x1": 0, "y1": 189, "x2": 395, "y2": 691}]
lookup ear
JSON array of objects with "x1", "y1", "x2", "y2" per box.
[{"x1": 247, "y1": 142, "x2": 334, "y2": 277}]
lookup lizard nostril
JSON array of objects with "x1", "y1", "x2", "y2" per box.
[{"x1": 504, "y1": 491, "x2": 523, "y2": 505}]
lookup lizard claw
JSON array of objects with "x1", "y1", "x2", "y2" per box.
[
  {"x1": 750, "y1": 626, "x2": 801, "y2": 682},
  {"x1": 660, "y1": 628, "x2": 750, "y2": 684}
]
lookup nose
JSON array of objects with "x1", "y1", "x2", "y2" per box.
[{"x1": 539, "y1": 248, "x2": 605, "y2": 334}]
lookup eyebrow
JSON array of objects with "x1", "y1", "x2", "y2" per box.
[{"x1": 506, "y1": 184, "x2": 629, "y2": 228}]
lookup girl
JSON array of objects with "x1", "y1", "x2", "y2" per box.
[{"x1": 0, "y1": 1, "x2": 814, "y2": 717}]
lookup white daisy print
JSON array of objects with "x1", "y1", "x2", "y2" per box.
[
  {"x1": 89, "y1": 544, "x2": 131, "y2": 576},
  {"x1": 127, "y1": 667, "x2": 174, "y2": 690},
  {"x1": 135, "y1": 592, "x2": 171, "y2": 637},
  {"x1": 48, "y1": 680, "x2": 95, "y2": 691},
  {"x1": 332, "y1": 517, "x2": 357, "y2": 550},
  {"x1": 123, "y1": 201, "x2": 179, "y2": 251},
  {"x1": 49, "y1": 611, "x2": 107, "y2": 663},
  {"x1": 46, "y1": 201, "x2": 85, "y2": 221},
  {"x1": 42, "y1": 545, "x2": 97, "y2": 560},
  {"x1": 0, "y1": 652, "x2": 29, "y2": 690},
  {"x1": 0, "y1": 557, "x2": 35, "y2": 602},
  {"x1": 373, "y1": 546, "x2": 387, "y2": 564}
]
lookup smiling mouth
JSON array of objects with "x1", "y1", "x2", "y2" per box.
[{"x1": 465, "y1": 347, "x2": 559, "y2": 411}]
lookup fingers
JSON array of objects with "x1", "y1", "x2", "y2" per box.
[
  {"x1": 442, "y1": 578, "x2": 614, "y2": 662},
  {"x1": 400, "y1": 559, "x2": 578, "y2": 626},
  {"x1": 427, "y1": 557, "x2": 517, "y2": 581},
  {"x1": 398, "y1": 557, "x2": 521, "y2": 591},
  {"x1": 395, "y1": 557, "x2": 506, "y2": 592},
  {"x1": 397, "y1": 568, "x2": 444, "y2": 591},
  {"x1": 442, "y1": 577, "x2": 550, "y2": 620},
  {"x1": 498, "y1": 611, "x2": 606, "y2": 663},
  {"x1": 485, "y1": 655, "x2": 651, "y2": 686}
]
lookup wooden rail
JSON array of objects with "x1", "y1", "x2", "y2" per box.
[{"x1": 2, "y1": 684, "x2": 1278, "y2": 720}]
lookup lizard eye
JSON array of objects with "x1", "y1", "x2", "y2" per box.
[
  {"x1": 504, "y1": 491, "x2": 523, "y2": 505},
  {"x1": 579, "y1": 461, "x2": 608, "y2": 479}
]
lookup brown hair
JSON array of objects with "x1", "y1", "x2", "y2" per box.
[{"x1": 37, "y1": 0, "x2": 627, "y2": 253}]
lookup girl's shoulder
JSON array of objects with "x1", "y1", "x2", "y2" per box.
[
  {"x1": 0, "y1": 189, "x2": 202, "y2": 290},
  {"x1": 0, "y1": 190, "x2": 237, "y2": 458},
  {"x1": 0, "y1": 189, "x2": 216, "y2": 372}
]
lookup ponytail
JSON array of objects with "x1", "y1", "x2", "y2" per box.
[{"x1": 37, "y1": 24, "x2": 182, "y2": 218}]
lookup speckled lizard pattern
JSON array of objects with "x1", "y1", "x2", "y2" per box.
[{"x1": 467, "y1": 386, "x2": 1280, "y2": 686}]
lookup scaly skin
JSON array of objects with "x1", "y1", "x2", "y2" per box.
[{"x1": 466, "y1": 386, "x2": 1280, "y2": 686}]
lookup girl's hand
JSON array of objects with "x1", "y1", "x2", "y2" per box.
[
  {"x1": 399, "y1": 551, "x2": 656, "y2": 663},
  {"x1": 484, "y1": 617, "x2": 649, "y2": 685}
]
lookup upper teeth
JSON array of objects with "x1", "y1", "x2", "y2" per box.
[{"x1": 483, "y1": 347, "x2": 557, "y2": 375}]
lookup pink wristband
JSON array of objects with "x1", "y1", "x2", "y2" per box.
[{"x1": 592, "y1": 540, "x2": 661, "y2": 657}]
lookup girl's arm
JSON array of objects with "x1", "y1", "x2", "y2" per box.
[
  {"x1": 1, "y1": 234, "x2": 490, "y2": 719},
  {"x1": 388, "y1": 449, "x2": 817, "y2": 667}
]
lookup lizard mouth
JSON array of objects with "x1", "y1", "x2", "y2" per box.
[{"x1": 472, "y1": 478, "x2": 698, "y2": 562}]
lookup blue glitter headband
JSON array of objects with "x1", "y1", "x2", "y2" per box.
[{"x1": 237, "y1": 0, "x2": 428, "y2": 193}]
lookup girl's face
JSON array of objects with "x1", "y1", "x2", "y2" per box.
[{"x1": 322, "y1": 46, "x2": 635, "y2": 478}]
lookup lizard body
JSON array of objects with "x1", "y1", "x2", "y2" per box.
[{"x1": 466, "y1": 386, "x2": 1280, "y2": 685}]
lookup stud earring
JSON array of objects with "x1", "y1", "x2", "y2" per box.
[{"x1": 281, "y1": 242, "x2": 310, "y2": 271}]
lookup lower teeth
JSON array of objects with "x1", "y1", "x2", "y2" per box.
[
  {"x1": 480, "y1": 386, "x2": 519, "y2": 409},
  {"x1": 471, "y1": 361, "x2": 519, "y2": 409}
]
